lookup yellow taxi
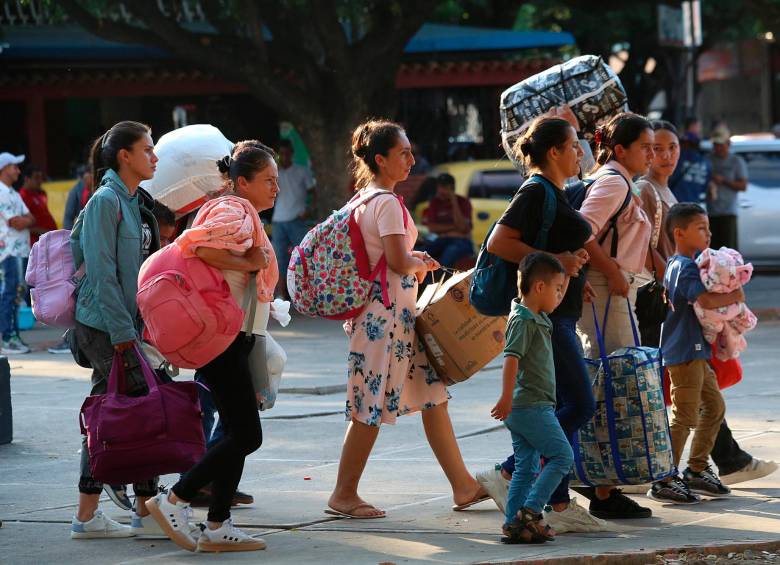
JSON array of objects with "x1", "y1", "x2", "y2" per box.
[{"x1": 415, "y1": 159, "x2": 523, "y2": 247}]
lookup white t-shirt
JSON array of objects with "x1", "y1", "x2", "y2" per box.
[
  {"x1": 0, "y1": 181, "x2": 30, "y2": 263},
  {"x1": 271, "y1": 164, "x2": 314, "y2": 223},
  {"x1": 223, "y1": 269, "x2": 270, "y2": 336}
]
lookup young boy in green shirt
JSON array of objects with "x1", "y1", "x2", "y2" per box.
[{"x1": 491, "y1": 253, "x2": 574, "y2": 544}]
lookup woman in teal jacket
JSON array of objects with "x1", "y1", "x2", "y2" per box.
[{"x1": 70, "y1": 121, "x2": 161, "y2": 540}]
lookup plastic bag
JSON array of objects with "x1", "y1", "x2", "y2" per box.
[
  {"x1": 500, "y1": 55, "x2": 627, "y2": 169},
  {"x1": 140, "y1": 124, "x2": 233, "y2": 218}
]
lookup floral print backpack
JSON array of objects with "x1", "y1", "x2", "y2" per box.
[{"x1": 287, "y1": 189, "x2": 408, "y2": 320}]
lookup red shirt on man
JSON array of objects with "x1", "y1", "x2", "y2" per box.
[
  {"x1": 423, "y1": 194, "x2": 472, "y2": 231},
  {"x1": 19, "y1": 188, "x2": 57, "y2": 245}
]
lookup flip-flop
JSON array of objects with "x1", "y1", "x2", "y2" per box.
[
  {"x1": 324, "y1": 502, "x2": 386, "y2": 519},
  {"x1": 452, "y1": 492, "x2": 492, "y2": 511}
]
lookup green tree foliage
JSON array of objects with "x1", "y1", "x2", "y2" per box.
[{"x1": 433, "y1": 0, "x2": 780, "y2": 121}]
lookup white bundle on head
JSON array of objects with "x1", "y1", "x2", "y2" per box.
[{"x1": 141, "y1": 124, "x2": 234, "y2": 218}]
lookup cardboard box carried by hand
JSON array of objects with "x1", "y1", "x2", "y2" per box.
[{"x1": 415, "y1": 269, "x2": 507, "y2": 385}]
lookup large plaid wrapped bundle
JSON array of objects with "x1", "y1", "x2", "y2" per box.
[
  {"x1": 500, "y1": 55, "x2": 627, "y2": 170},
  {"x1": 572, "y1": 300, "x2": 674, "y2": 486}
]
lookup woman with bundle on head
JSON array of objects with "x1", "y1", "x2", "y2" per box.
[
  {"x1": 145, "y1": 140, "x2": 277, "y2": 553},
  {"x1": 327, "y1": 119, "x2": 487, "y2": 519},
  {"x1": 475, "y1": 115, "x2": 613, "y2": 534},
  {"x1": 576, "y1": 112, "x2": 655, "y2": 358},
  {"x1": 70, "y1": 121, "x2": 162, "y2": 540}
]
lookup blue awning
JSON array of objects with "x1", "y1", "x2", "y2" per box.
[
  {"x1": 0, "y1": 25, "x2": 168, "y2": 59},
  {"x1": 404, "y1": 24, "x2": 575, "y2": 53},
  {"x1": 0, "y1": 22, "x2": 574, "y2": 60}
]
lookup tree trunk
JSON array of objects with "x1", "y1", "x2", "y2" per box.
[
  {"x1": 290, "y1": 80, "x2": 397, "y2": 220},
  {"x1": 300, "y1": 117, "x2": 356, "y2": 219}
]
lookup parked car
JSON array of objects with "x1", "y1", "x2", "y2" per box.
[
  {"x1": 415, "y1": 159, "x2": 522, "y2": 247},
  {"x1": 702, "y1": 138, "x2": 780, "y2": 267}
]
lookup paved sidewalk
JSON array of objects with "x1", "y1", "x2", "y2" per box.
[
  {"x1": 746, "y1": 273, "x2": 780, "y2": 320},
  {"x1": 1, "y1": 314, "x2": 779, "y2": 564}
]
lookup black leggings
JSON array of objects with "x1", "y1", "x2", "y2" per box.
[{"x1": 172, "y1": 333, "x2": 262, "y2": 523}]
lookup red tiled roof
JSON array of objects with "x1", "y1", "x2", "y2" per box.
[
  {"x1": 0, "y1": 65, "x2": 246, "y2": 99},
  {"x1": 0, "y1": 57, "x2": 560, "y2": 99},
  {"x1": 396, "y1": 58, "x2": 559, "y2": 88}
]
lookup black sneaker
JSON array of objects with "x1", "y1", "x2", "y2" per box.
[
  {"x1": 232, "y1": 489, "x2": 254, "y2": 505},
  {"x1": 589, "y1": 488, "x2": 652, "y2": 519},
  {"x1": 683, "y1": 466, "x2": 732, "y2": 497},
  {"x1": 648, "y1": 477, "x2": 702, "y2": 504},
  {"x1": 103, "y1": 484, "x2": 132, "y2": 511}
]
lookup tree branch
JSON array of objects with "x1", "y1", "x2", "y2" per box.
[
  {"x1": 310, "y1": 0, "x2": 350, "y2": 70},
  {"x1": 354, "y1": 0, "x2": 437, "y2": 70},
  {"x1": 199, "y1": 0, "x2": 242, "y2": 40},
  {"x1": 58, "y1": 0, "x2": 172, "y2": 52},
  {"x1": 59, "y1": 0, "x2": 312, "y2": 119}
]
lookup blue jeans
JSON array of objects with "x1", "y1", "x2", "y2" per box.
[
  {"x1": 196, "y1": 370, "x2": 224, "y2": 449},
  {"x1": 504, "y1": 405, "x2": 574, "y2": 523},
  {"x1": 425, "y1": 237, "x2": 474, "y2": 268},
  {"x1": 272, "y1": 219, "x2": 310, "y2": 278},
  {"x1": 0, "y1": 256, "x2": 22, "y2": 341},
  {"x1": 501, "y1": 316, "x2": 596, "y2": 504}
]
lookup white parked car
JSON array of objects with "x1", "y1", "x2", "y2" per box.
[{"x1": 702, "y1": 137, "x2": 780, "y2": 267}]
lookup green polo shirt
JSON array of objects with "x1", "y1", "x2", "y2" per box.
[{"x1": 504, "y1": 299, "x2": 556, "y2": 407}]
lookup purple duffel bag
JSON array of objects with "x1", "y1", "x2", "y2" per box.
[{"x1": 79, "y1": 345, "x2": 205, "y2": 484}]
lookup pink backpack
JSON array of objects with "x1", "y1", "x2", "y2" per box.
[
  {"x1": 287, "y1": 189, "x2": 407, "y2": 320},
  {"x1": 137, "y1": 244, "x2": 244, "y2": 369},
  {"x1": 25, "y1": 229, "x2": 83, "y2": 328}
]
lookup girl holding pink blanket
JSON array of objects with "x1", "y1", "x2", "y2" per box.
[{"x1": 146, "y1": 140, "x2": 276, "y2": 554}]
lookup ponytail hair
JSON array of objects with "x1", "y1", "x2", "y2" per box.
[
  {"x1": 592, "y1": 112, "x2": 652, "y2": 171},
  {"x1": 89, "y1": 121, "x2": 151, "y2": 186},
  {"x1": 512, "y1": 117, "x2": 572, "y2": 170},
  {"x1": 217, "y1": 139, "x2": 276, "y2": 191},
  {"x1": 350, "y1": 119, "x2": 404, "y2": 190}
]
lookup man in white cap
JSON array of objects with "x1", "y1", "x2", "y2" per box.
[
  {"x1": 0, "y1": 153, "x2": 35, "y2": 354},
  {"x1": 706, "y1": 128, "x2": 747, "y2": 250}
]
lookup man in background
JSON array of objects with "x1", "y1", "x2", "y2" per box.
[
  {"x1": 422, "y1": 173, "x2": 474, "y2": 268},
  {"x1": 706, "y1": 127, "x2": 748, "y2": 250},
  {"x1": 19, "y1": 165, "x2": 57, "y2": 246},
  {"x1": 271, "y1": 139, "x2": 315, "y2": 299},
  {"x1": 63, "y1": 165, "x2": 93, "y2": 230},
  {"x1": 0, "y1": 153, "x2": 35, "y2": 354}
]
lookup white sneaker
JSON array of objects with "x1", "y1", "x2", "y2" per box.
[
  {"x1": 71, "y1": 509, "x2": 135, "y2": 539},
  {"x1": 543, "y1": 497, "x2": 613, "y2": 534},
  {"x1": 720, "y1": 459, "x2": 779, "y2": 486},
  {"x1": 132, "y1": 510, "x2": 202, "y2": 539},
  {"x1": 183, "y1": 506, "x2": 206, "y2": 539},
  {"x1": 197, "y1": 518, "x2": 266, "y2": 552},
  {"x1": 145, "y1": 492, "x2": 197, "y2": 551},
  {"x1": 476, "y1": 466, "x2": 510, "y2": 514}
]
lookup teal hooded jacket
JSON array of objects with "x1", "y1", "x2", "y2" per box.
[{"x1": 71, "y1": 169, "x2": 159, "y2": 345}]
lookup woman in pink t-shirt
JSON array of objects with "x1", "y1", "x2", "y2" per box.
[
  {"x1": 574, "y1": 113, "x2": 658, "y2": 519},
  {"x1": 327, "y1": 120, "x2": 486, "y2": 519},
  {"x1": 577, "y1": 113, "x2": 655, "y2": 358}
]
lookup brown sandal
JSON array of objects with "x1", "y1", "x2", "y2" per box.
[{"x1": 501, "y1": 507, "x2": 554, "y2": 544}]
